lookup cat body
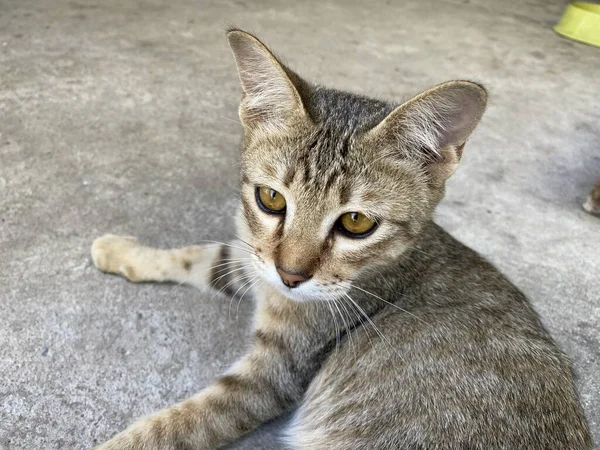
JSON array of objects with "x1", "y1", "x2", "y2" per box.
[{"x1": 90, "y1": 30, "x2": 592, "y2": 449}]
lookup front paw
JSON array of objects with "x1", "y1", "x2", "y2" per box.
[
  {"x1": 93, "y1": 433, "x2": 135, "y2": 450},
  {"x1": 93, "y1": 416, "x2": 176, "y2": 450},
  {"x1": 93, "y1": 423, "x2": 152, "y2": 450},
  {"x1": 91, "y1": 234, "x2": 142, "y2": 282}
]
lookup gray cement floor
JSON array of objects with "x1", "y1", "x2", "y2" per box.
[{"x1": 1, "y1": 0, "x2": 599, "y2": 448}]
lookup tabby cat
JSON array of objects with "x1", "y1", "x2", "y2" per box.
[{"x1": 90, "y1": 29, "x2": 592, "y2": 449}]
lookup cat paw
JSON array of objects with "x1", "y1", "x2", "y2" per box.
[
  {"x1": 91, "y1": 234, "x2": 143, "y2": 282},
  {"x1": 93, "y1": 435, "x2": 136, "y2": 450}
]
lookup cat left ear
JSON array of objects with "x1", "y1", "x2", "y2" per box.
[
  {"x1": 363, "y1": 81, "x2": 487, "y2": 184},
  {"x1": 227, "y1": 29, "x2": 308, "y2": 131}
]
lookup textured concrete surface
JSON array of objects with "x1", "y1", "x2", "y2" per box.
[{"x1": 1, "y1": 0, "x2": 598, "y2": 448}]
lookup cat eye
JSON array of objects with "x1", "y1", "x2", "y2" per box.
[
  {"x1": 337, "y1": 212, "x2": 377, "y2": 238},
  {"x1": 256, "y1": 186, "x2": 287, "y2": 214}
]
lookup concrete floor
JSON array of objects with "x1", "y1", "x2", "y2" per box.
[{"x1": 1, "y1": 0, "x2": 599, "y2": 448}]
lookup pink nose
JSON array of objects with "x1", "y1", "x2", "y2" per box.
[{"x1": 276, "y1": 267, "x2": 309, "y2": 288}]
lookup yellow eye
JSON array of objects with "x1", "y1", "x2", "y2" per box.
[
  {"x1": 338, "y1": 212, "x2": 377, "y2": 237},
  {"x1": 256, "y1": 186, "x2": 287, "y2": 213}
]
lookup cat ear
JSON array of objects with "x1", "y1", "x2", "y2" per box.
[
  {"x1": 227, "y1": 29, "x2": 308, "y2": 131},
  {"x1": 364, "y1": 81, "x2": 487, "y2": 183}
]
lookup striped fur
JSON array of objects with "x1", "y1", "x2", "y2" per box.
[{"x1": 90, "y1": 30, "x2": 591, "y2": 450}]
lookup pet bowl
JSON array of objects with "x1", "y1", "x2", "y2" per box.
[{"x1": 554, "y1": 2, "x2": 600, "y2": 48}]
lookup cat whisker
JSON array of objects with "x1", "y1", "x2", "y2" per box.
[
  {"x1": 236, "y1": 277, "x2": 262, "y2": 325},
  {"x1": 191, "y1": 240, "x2": 259, "y2": 257},
  {"x1": 401, "y1": 242, "x2": 433, "y2": 258},
  {"x1": 342, "y1": 282, "x2": 427, "y2": 325},
  {"x1": 170, "y1": 260, "x2": 252, "y2": 292},
  {"x1": 234, "y1": 235, "x2": 256, "y2": 252},
  {"x1": 195, "y1": 259, "x2": 252, "y2": 277},
  {"x1": 219, "y1": 116, "x2": 242, "y2": 125},
  {"x1": 208, "y1": 261, "x2": 254, "y2": 276},
  {"x1": 228, "y1": 271, "x2": 259, "y2": 310},
  {"x1": 343, "y1": 292, "x2": 405, "y2": 363},
  {"x1": 337, "y1": 295, "x2": 373, "y2": 357},
  {"x1": 330, "y1": 297, "x2": 356, "y2": 358},
  {"x1": 337, "y1": 293, "x2": 368, "y2": 361},
  {"x1": 322, "y1": 294, "x2": 342, "y2": 356},
  {"x1": 214, "y1": 257, "x2": 255, "y2": 262},
  {"x1": 208, "y1": 265, "x2": 254, "y2": 291},
  {"x1": 212, "y1": 269, "x2": 256, "y2": 306},
  {"x1": 227, "y1": 274, "x2": 259, "y2": 321}
]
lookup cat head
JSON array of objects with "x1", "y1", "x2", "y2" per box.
[{"x1": 227, "y1": 29, "x2": 487, "y2": 302}]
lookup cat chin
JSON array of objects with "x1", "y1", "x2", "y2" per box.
[{"x1": 277, "y1": 287, "x2": 314, "y2": 303}]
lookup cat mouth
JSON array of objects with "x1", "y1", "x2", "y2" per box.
[
  {"x1": 252, "y1": 258, "x2": 346, "y2": 302},
  {"x1": 272, "y1": 277, "x2": 313, "y2": 301},
  {"x1": 265, "y1": 269, "x2": 319, "y2": 302},
  {"x1": 273, "y1": 275, "x2": 347, "y2": 303}
]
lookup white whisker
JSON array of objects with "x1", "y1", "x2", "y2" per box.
[
  {"x1": 338, "y1": 295, "x2": 373, "y2": 355},
  {"x1": 343, "y1": 282, "x2": 427, "y2": 325},
  {"x1": 191, "y1": 240, "x2": 259, "y2": 257},
  {"x1": 234, "y1": 235, "x2": 256, "y2": 252},
  {"x1": 331, "y1": 297, "x2": 357, "y2": 357},
  {"x1": 324, "y1": 295, "x2": 342, "y2": 355},
  {"x1": 236, "y1": 277, "x2": 262, "y2": 324},
  {"x1": 209, "y1": 265, "x2": 253, "y2": 290},
  {"x1": 169, "y1": 261, "x2": 252, "y2": 291},
  {"x1": 344, "y1": 292, "x2": 405, "y2": 363},
  {"x1": 227, "y1": 274, "x2": 258, "y2": 321}
]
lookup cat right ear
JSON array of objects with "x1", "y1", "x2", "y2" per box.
[
  {"x1": 362, "y1": 81, "x2": 487, "y2": 185},
  {"x1": 227, "y1": 29, "x2": 308, "y2": 131}
]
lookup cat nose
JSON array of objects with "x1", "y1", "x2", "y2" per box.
[{"x1": 276, "y1": 267, "x2": 310, "y2": 288}]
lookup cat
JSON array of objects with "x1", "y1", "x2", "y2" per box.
[{"x1": 90, "y1": 29, "x2": 592, "y2": 450}]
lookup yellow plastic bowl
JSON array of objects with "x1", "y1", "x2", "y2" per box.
[{"x1": 554, "y1": 2, "x2": 600, "y2": 48}]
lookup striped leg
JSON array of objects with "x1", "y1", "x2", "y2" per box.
[
  {"x1": 94, "y1": 349, "x2": 295, "y2": 450},
  {"x1": 93, "y1": 294, "x2": 318, "y2": 450},
  {"x1": 90, "y1": 234, "x2": 255, "y2": 295}
]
